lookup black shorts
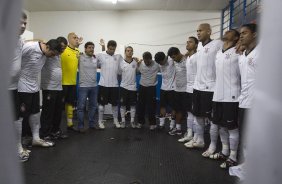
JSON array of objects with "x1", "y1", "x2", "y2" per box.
[
  {"x1": 185, "y1": 92, "x2": 193, "y2": 112},
  {"x1": 18, "y1": 92, "x2": 40, "y2": 118},
  {"x1": 172, "y1": 91, "x2": 188, "y2": 113},
  {"x1": 63, "y1": 85, "x2": 77, "y2": 105},
  {"x1": 120, "y1": 87, "x2": 137, "y2": 106},
  {"x1": 98, "y1": 86, "x2": 119, "y2": 106},
  {"x1": 9, "y1": 90, "x2": 20, "y2": 120},
  {"x1": 159, "y1": 90, "x2": 174, "y2": 109},
  {"x1": 211, "y1": 102, "x2": 239, "y2": 130},
  {"x1": 192, "y1": 89, "x2": 213, "y2": 118}
]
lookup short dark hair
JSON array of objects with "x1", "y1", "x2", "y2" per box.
[
  {"x1": 46, "y1": 39, "x2": 62, "y2": 53},
  {"x1": 107, "y1": 40, "x2": 117, "y2": 48},
  {"x1": 84, "y1": 41, "x2": 94, "y2": 49},
  {"x1": 57, "y1": 36, "x2": 67, "y2": 45},
  {"x1": 22, "y1": 12, "x2": 27, "y2": 19},
  {"x1": 154, "y1": 52, "x2": 166, "y2": 64},
  {"x1": 189, "y1": 36, "x2": 199, "y2": 45},
  {"x1": 142, "y1": 51, "x2": 152, "y2": 60},
  {"x1": 167, "y1": 47, "x2": 180, "y2": 57},
  {"x1": 125, "y1": 46, "x2": 133, "y2": 52},
  {"x1": 241, "y1": 23, "x2": 257, "y2": 33},
  {"x1": 230, "y1": 29, "x2": 240, "y2": 38}
]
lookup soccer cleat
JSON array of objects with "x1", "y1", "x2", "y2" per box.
[
  {"x1": 168, "y1": 128, "x2": 182, "y2": 136},
  {"x1": 130, "y1": 122, "x2": 136, "y2": 128},
  {"x1": 209, "y1": 152, "x2": 229, "y2": 160},
  {"x1": 19, "y1": 150, "x2": 29, "y2": 162},
  {"x1": 202, "y1": 149, "x2": 215, "y2": 158},
  {"x1": 32, "y1": 139, "x2": 55, "y2": 147},
  {"x1": 185, "y1": 140, "x2": 204, "y2": 148},
  {"x1": 120, "y1": 122, "x2": 126, "y2": 128},
  {"x1": 113, "y1": 121, "x2": 121, "y2": 128},
  {"x1": 178, "y1": 132, "x2": 193, "y2": 142},
  {"x1": 220, "y1": 158, "x2": 238, "y2": 169},
  {"x1": 136, "y1": 123, "x2": 142, "y2": 129},
  {"x1": 98, "y1": 122, "x2": 105, "y2": 129},
  {"x1": 149, "y1": 125, "x2": 157, "y2": 130},
  {"x1": 184, "y1": 139, "x2": 196, "y2": 148}
]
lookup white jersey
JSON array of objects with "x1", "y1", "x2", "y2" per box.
[
  {"x1": 138, "y1": 61, "x2": 159, "y2": 87},
  {"x1": 173, "y1": 57, "x2": 187, "y2": 92},
  {"x1": 79, "y1": 54, "x2": 98, "y2": 88},
  {"x1": 213, "y1": 47, "x2": 241, "y2": 102},
  {"x1": 193, "y1": 40, "x2": 223, "y2": 92},
  {"x1": 9, "y1": 37, "x2": 24, "y2": 90},
  {"x1": 238, "y1": 46, "x2": 259, "y2": 108},
  {"x1": 120, "y1": 59, "x2": 138, "y2": 91},
  {"x1": 186, "y1": 53, "x2": 197, "y2": 93},
  {"x1": 159, "y1": 57, "x2": 175, "y2": 91},
  {"x1": 41, "y1": 56, "x2": 62, "y2": 91},
  {"x1": 96, "y1": 51, "x2": 122, "y2": 87},
  {"x1": 18, "y1": 42, "x2": 46, "y2": 93}
]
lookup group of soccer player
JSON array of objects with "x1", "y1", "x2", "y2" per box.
[{"x1": 10, "y1": 12, "x2": 258, "y2": 172}]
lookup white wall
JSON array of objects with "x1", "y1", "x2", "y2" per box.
[{"x1": 29, "y1": 10, "x2": 221, "y2": 58}]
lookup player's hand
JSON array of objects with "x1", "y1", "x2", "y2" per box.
[
  {"x1": 137, "y1": 58, "x2": 143, "y2": 66},
  {"x1": 99, "y1": 39, "x2": 105, "y2": 47},
  {"x1": 78, "y1": 37, "x2": 83, "y2": 45}
]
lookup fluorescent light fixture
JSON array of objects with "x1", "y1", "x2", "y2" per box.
[{"x1": 112, "y1": 0, "x2": 118, "y2": 4}]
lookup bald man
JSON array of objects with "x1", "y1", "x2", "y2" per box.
[
  {"x1": 186, "y1": 23, "x2": 223, "y2": 150},
  {"x1": 61, "y1": 33, "x2": 82, "y2": 131}
]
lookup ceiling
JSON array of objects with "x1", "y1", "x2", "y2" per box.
[{"x1": 24, "y1": 0, "x2": 229, "y2": 11}]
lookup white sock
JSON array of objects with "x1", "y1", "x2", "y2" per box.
[
  {"x1": 159, "y1": 117, "x2": 165, "y2": 127},
  {"x1": 187, "y1": 112, "x2": 194, "y2": 131},
  {"x1": 195, "y1": 117, "x2": 205, "y2": 144},
  {"x1": 187, "y1": 128, "x2": 193, "y2": 138},
  {"x1": 120, "y1": 106, "x2": 126, "y2": 123},
  {"x1": 219, "y1": 127, "x2": 230, "y2": 156},
  {"x1": 176, "y1": 124, "x2": 181, "y2": 130},
  {"x1": 229, "y1": 128, "x2": 239, "y2": 161},
  {"x1": 170, "y1": 118, "x2": 175, "y2": 129},
  {"x1": 112, "y1": 105, "x2": 118, "y2": 123},
  {"x1": 192, "y1": 119, "x2": 197, "y2": 141},
  {"x1": 29, "y1": 112, "x2": 41, "y2": 141},
  {"x1": 208, "y1": 122, "x2": 219, "y2": 152},
  {"x1": 222, "y1": 144, "x2": 230, "y2": 156},
  {"x1": 14, "y1": 118, "x2": 23, "y2": 153},
  {"x1": 130, "y1": 106, "x2": 136, "y2": 123},
  {"x1": 98, "y1": 105, "x2": 104, "y2": 123}
]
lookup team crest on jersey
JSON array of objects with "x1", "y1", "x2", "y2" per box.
[
  {"x1": 204, "y1": 48, "x2": 210, "y2": 53},
  {"x1": 248, "y1": 58, "x2": 254, "y2": 66},
  {"x1": 132, "y1": 64, "x2": 136, "y2": 68},
  {"x1": 47, "y1": 94, "x2": 51, "y2": 100},
  {"x1": 225, "y1": 53, "x2": 231, "y2": 59}
]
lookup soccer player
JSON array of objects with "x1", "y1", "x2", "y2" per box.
[
  {"x1": 40, "y1": 37, "x2": 68, "y2": 140},
  {"x1": 18, "y1": 39, "x2": 62, "y2": 148},
  {"x1": 186, "y1": 23, "x2": 223, "y2": 148},
  {"x1": 154, "y1": 52, "x2": 175, "y2": 130},
  {"x1": 178, "y1": 36, "x2": 199, "y2": 143},
  {"x1": 61, "y1": 32, "x2": 81, "y2": 130},
  {"x1": 137, "y1": 52, "x2": 159, "y2": 130},
  {"x1": 96, "y1": 40, "x2": 123, "y2": 129},
  {"x1": 119, "y1": 46, "x2": 138, "y2": 128},
  {"x1": 204, "y1": 29, "x2": 241, "y2": 169},
  {"x1": 236, "y1": 23, "x2": 259, "y2": 167},
  {"x1": 167, "y1": 47, "x2": 187, "y2": 136},
  {"x1": 9, "y1": 12, "x2": 29, "y2": 162}
]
